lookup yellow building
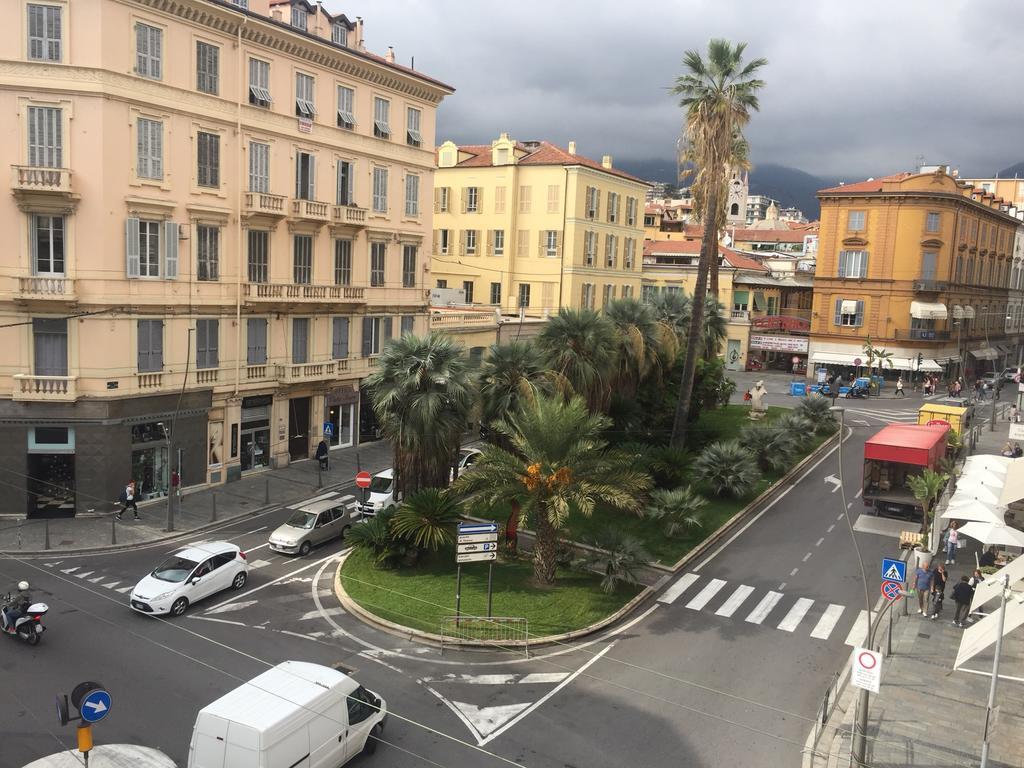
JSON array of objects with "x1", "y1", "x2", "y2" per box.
[
  {"x1": 0, "y1": 0, "x2": 452, "y2": 515},
  {"x1": 810, "y1": 169, "x2": 1023, "y2": 378},
  {"x1": 431, "y1": 134, "x2": 648, "y2": 316}
]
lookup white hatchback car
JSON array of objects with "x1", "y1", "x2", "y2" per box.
[{"x1": 130, "y1": 542, "x2": 249, "y2": 617}]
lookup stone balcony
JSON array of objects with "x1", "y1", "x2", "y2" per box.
[
  {"x1": 730, "y1": 309, "x2": 751, "y2": 322},
  {"x1": 275, "y1": 361, "x2": 338, "y2": 383},
  {"x1": 291, "y1": 198, "x2": 330, "y2": 223},
  {"x1": 11, "y1": 165, "x2": 72, "y2": 195},
  {"x1": 242, "y1": 283, "x2": 366, "y2": 304},
  {"x1": 244, "y1": 192, "x2": 287, "y2": 217},
  {"x1": 18, "y1": 276, "x2": 75, "y2": 300},
  {"x1": 332, "y1": 204, "x2": 368, "y2": 227},
  {"x1": 12, "y1": 374, "x2": 77, "y2": 401}
]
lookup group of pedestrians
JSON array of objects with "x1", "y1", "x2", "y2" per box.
[{"x1": 913, "y1": 560, "x2": 985, "y2": 628}]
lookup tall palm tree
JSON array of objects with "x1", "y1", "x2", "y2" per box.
[
  {"x1": 536, "y1": 307, "x2": 619, "y2": 413},
  {"x1": 477, "y1": 341, "x2": 551, "y2": 438},
  {"x1": 366, "y1": 332, "x2": 474, "y2": 495},
  {"x1": 648, "y1": 290, "x2": 726, "y2": 360},
  {"x1": 604, "y1": 297, "x2": 677, "y2": 397},
  {"x1": 669, "y1": 39, "x2": 767, "y2": 451},
  {"x1": 454, "y1": 395, "x2": 650, "y2": 585},
  {"x1": 648, "y1": 290, "x2": 691, "y2": 339}
]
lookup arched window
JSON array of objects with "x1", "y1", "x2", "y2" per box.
[{"x1": 730, "y1": 203, "x2": 739, "y2": 216}]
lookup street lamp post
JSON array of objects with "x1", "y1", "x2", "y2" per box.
[
  {"x1": 829, "y1": 406, "x2": 874, "y2": 767},
  {"x1": 979, "y1": 574, "x2": 1011, "y2": 768}
]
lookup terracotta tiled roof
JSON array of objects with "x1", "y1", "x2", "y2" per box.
[
  {"x1": 645, "y1": 204, "x2": 665, "y2": 215},
  {"x1": 817, "y1": 173, "x2": 913, "y2": 195},
  {"x1": 643, "y1": 239, "x2": 769, "y2": 272},
  {"x1": 679, "y1": 226, "x2": 811, "y2": 244},
  {"x1": 437, "y1": 141, "x2": 647, "y2": 183}
]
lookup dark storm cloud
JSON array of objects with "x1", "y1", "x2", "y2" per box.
[{"x1": 338, "y1": 0, "x2": 1024, "y2": 177}]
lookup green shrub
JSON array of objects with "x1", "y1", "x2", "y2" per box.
[
  {"x1": 574, "y1": 529, "x2": 652, "y2": 594},
  {"x1": 646, "y1": 486, "x2": 709, "y2": 538},
  {"x1": 692, "y1": 440, "x2": 762, "y2": 497},
  {"x1": 795, "y1": 397, "x2": 838, "y2": 434},
  {"x1": 741, "y1": 423, "x2": 799, "y2": 473}
]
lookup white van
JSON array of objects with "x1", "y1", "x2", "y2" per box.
[
  {"x1": 187, "y1": 661, "x2": 387, "y2": 768},
  {"x1": 358, "y1": 468, "x2": 400, "y2": 516}
]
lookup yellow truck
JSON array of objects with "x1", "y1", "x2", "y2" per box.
[{"x1": 917, "y1": 402, "x2": 971, "y2": 436}]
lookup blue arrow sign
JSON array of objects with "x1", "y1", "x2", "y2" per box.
[
  {"x1": 881, "y1": 558, "x2": 906, "y2": 583},
  {"x1": 79, "y1": 688, "x2": 111, "y2": 724},
  {"x1": 458, "y1": 522, "x2": 498, "y2": 535}
]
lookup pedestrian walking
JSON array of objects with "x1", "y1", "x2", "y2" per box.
[
  {"x1": 914, "y1": 563, "x2": 933, "y2": 614},
  {"x1": 894, "y1": 376, "x2": 905, "y2": 397},
  {"x1": 970, "y1": 568, "x2": 986, "y2": 618},
  {"x1": 929, "y1": 564, "x2": 948, "y2": 620},
  {"x1": 1011, "y1": 404, "x2": 1019, "y2": 423},
  {"x1": 116, "y1": 480, "x2": 139, "y2": 521},
  {"x1": 944, "y1": 521, "x2": 959, "y2": 564},
  {"x1": 315, "y1": 438, "x2": 330, "y2": 470},
  {"x1": 952, "y1": 575, "x2": 974, "y2": 627}
]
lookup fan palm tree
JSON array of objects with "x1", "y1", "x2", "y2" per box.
[
  {"x1": 669, "y1": 39, "x2": 767, "y2": 451},
  {"x1": 649, "y1": 291, "x2": 727, "y2": 359},
  {"x1": 535, "y1": 308, "x2": 619, "y2": 413},
  {"x1": 391, "y1": 488, "x2": 464, "y2": 551},
  {"x1": 693, "y1": 440, "x2": 762, "y2": 497},
  {"x1": 647, "y1": 487, "x2": 709, "y2": 538},
  {"x1": 477, "y1": 341, "x2": 551, "y2": 439},
  {"x1": 573, "y1": 530, "x2": 652, "y2": 594},
  {"x1": 366, "y1": 333, "x2": 474, "y2": 496},
  {"x1": 454, "y1": 395, "x2": 651, "y2": 585},
  {"x1": 604, "y1": 298, "x2": 677, "y2": 397}
]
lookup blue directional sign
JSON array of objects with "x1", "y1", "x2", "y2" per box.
[
  {"x1": 322, "y1": 422, "x2": 334, "y2": 437},
  {"x1": 79, "y1": 688, "x2": 111, "y2": 724},
  {"x1": 458, "y1": 522, "x2": 498, "y2": 535},
  {"x1": 881, "y1": 558, "x2": 906, "y2": 583}
]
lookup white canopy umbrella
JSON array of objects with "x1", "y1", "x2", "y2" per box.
[
  {"x1": 963, "y1": 455, "x2": 1011, "y2": 475},
  {"x1": 955, "y1": 469, "x2": 1006, "y2": 489},
  {"x1": 958, "y1": 521, "x2": 1024, "y2": 548},
  {"x1": 971, "y1": 555, "x2": 1024, "y2": 612},
  {"x1": 939, "y1": 503, "x2": 1006, "y2": 525},
  {"x1": 998, "y1": 457, "x2": 1024, "y2": 505},
  {"x1": 950, "y1": 483, "x2": 1001, "y2": 507}
]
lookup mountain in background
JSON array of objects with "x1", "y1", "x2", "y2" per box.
[
  {"x1": 995, "y1": 162, "x2": 1024, "y2": 178},
  {"x1": 616, "y1": 158, "x2": 838, "y2": 220}
]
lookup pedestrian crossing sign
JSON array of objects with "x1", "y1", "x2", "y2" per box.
[{"x1": 881, "y1": 558, "x2": 906, "y2": 582}]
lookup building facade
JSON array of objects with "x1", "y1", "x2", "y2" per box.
[
  {"x1": 431, "y1": 134, "x2": 648, "y2": 317},
  {"x1": 0, "y1": 0, "x2": 451, "y2": 516},
  {"x1": 810, "y1": 170, "x2": 1024, "y2": 380}
]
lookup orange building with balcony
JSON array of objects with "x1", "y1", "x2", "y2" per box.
[{"x1": 0, "y1": 0, "x2": 451, "y2": 515}]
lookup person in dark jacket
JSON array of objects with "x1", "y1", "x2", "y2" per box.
[
  {"x1": 315, "y1": 439, "x2": 329, "y2": 470},
  {"x1": 979, "y1": 546, "x2": 997, "y2": 568},
  {"x1": 952, "y1": 575, "x2": 974, "y2": 627},
  {"x1": 929, "y1": 564, "x2": 948, "y2": 620}
]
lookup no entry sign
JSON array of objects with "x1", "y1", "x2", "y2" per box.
[{"x1": 355, "y1": 471, "x2": 372, "y2": 489}]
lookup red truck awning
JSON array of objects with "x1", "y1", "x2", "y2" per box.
[{"x1": 864, "y1": 424, "x2": 950, "y2": 467}]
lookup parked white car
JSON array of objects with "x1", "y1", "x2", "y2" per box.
[{"x1": 130, "y1": 542, "x2": 248, "y2": 617}]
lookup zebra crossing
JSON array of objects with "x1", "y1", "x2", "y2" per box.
[
  {"x1": 841, "y1": 406, "x2": 920, "y2": 425},
  {"x1": 658, "y1": 571, "x2": 868, "y2": 645}
]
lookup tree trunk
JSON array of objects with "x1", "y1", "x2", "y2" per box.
[
  {"x1": 532, "y1": 506, "x2": 558, "y2": 584},
  {"x1": 505, "y1": 499, "x2": 520, "y2": 556},
  {"x1": 708, "y1": 246, "x2": 720, "y2": 299},
  {"x1": 670, "y1": 185, "x2": 719, "y2": 450}
]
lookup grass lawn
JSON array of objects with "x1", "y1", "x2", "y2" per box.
[
  {"x1": 564, "y1": 404, "x2": 833, "y2": 565},
  {"x1": 340, "y1": 546, "x2": 640, "y2": 637}
]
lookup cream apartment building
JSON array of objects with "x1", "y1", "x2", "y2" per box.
[
  {"x1": 431, "y1": 133, "x2": 648, "y2": 316},
  {"x1": 0, "y1": 0, "x2": 452, "y2": 516}
]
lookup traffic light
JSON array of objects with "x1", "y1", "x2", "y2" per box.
[{"x1": 917, "y1": 353, "x2": 923, "y2": 369}]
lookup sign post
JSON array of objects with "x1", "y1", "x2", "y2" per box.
[
  {"x1": 58, "y1": 681, "x2": 112, "y2": 767},
  {"x1": 457, "y1": 522, "x2": 499, "y2": 619}
]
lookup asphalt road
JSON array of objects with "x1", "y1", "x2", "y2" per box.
[{"x1": 1, "y1": 394, "x2": 933, "y2": 768}]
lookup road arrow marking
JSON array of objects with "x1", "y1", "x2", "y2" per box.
[
  {"x1": 88, "y1": 576, "x2": 105, "y2": 583},
  {"x1": 824, "y1": 475, "x2": 842, "y2": 493},
  {"x1": 60, "y1": 566, "x2": 79, "y2": 574},
  {"x1": 115, "y1": 586, "x2": 132, "y2": 594},
  {"x1": 84, "y1": 700, "x2": 107, "y2": 714},
  {"x1": 101, "y1": 582, "x2": 120, "y2": 590},
  {"x1": 204, "y1": 599, "x2": 258, "y2": 615},
  {"x1": 75, "y1": 571, "x2": 94, "y2": 579}
]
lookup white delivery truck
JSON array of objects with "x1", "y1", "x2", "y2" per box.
[{"x1": 188, "y1": 661, "x2": 387, "y2": 768}]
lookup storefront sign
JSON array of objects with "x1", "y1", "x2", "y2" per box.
[
  {"x1": 750, "y1": 334, "x2": 809, "y2": 353},
  {"x1": 751, "y1": 315, "x2": 810, "y2": 332},
  {"x1": 327, "y1": 386, "x2": 359, "y2": 406}
]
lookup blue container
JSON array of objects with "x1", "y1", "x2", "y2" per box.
[
  {"x1": 839, "y1": 386, "x2": 852, "y2": 395},
  {"x1": 809, "y1": 385, "x2": 822, "y2": 394},
  {"x1": 855, "y1": 377, "x2": 871, "y2": 389},
  {"x1": 790, "y1": 382, "x2": 807, "y2": 397}
]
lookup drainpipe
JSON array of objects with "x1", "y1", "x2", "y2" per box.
[
  {"x1": 558, "y1": 167, "x2": 569, "y2": 313},
  {"x1": 233, "y1": 16, "x2": 247, "y2": 398}
]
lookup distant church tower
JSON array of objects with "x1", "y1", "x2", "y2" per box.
[{"x1": 726, "y1": 168, "x2": 748, "y2": 225}]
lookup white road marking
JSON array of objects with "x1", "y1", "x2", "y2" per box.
[
  {"x1": 115, "y1": 586, "x2": 132, "y2": 594},
  {"x1": 188, "y1": 615, "x2": 248, "y2": 627},
  {"x1": 854, "y1": 488, "x2": 863, "y2": 499},
  {"x1": 810, "y1": 604, "x2": 846, "y2": 640},
  {"x1": 447, "y1": 700, "x2": 532, "y2": 742},
  {"x1": 847, "y1": 502, "x2": 853, "y2": 509},
  {"x1": 745, "y1": 592, "x2": 783, "y2": 624},
  {"x1": 60, "y1": 566, "x2": 79, "y2": 574},
  {"x1": 685, "y1": 578, "x2": 727, "y2": 610},
  {"x1": 715, "y1": 585, "x2": 754, "y2": 617},
  {"x1": 520, "y1": 673, "x2": 569, "y2": 684},
  {"x1": 101, "y1": 581, "x2": 120, "y2": 590},
  {"x1": 245, "y1": 542, "x2": 271, "y2": 553},
  {"x1": 88, "y1": 576, "x2": 105, "y2": 583},
  {"x1": 206, "y1": 552, "x2": 340, "y2": 612},
  {"x1": 789, "y1": 567, "x2": 799, "y2": 577},
  {"x1": 802, "y1": 552, "x2": 812, "y2": 562},
  {"x1": 44, "y1": 561, "x2": 60, "y2": 568},
  {"x1": 204, "y1": 600, "x2": 259, "y2": 615},
  {"x1": 827, "y1": 524, "x2": 836, "y2": 533},
  {"x1": 777, "y1": 598, "x2": 814, "y2": 632},
  {"x1": 815, "y1": 538, "x2": 825, "y2": 547},
  {"x1": 824, "y1": 474, "x2": 841, "y2": 493},
  {"x1": 299, "y1": 607, "x2": 344, "y2": 621},
  {"x1": 844, "y1": 610, "x2": 869, "y2": 646},
  {"x1": 224, "y1": 526, "x2": 267, "y2": 542},
  {"x1": 277, "y1": 629, "x2": 322, "y2": 642},
  {"x1": 658, "y1": 573, "x2": 699, "y2": 604},
  {"x1": 777, "y1": 582, "x2": 787, "y2": 591},
  {"x1": 75, "y1": 571, "x2": 94, "y2": 579},
  {"x1": 248, "y1": 559, "x2": 273, "y2": 569},
  {"x1": 853, "y1": 419, "x2": 871, "y2": 425},
  {"x1": 837, "y1": 514, "x2": 844, "y2": 521}
]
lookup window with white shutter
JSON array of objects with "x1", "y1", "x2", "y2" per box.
[
  {"x1": 196, "y1": 42, "x2": 219, "y2": 95},
  {"x1": 466, "y1": 187, "x2": 480, "y2": 213},
  {"x1": 196, "y1": 319, "x2": 219, "y2": 369},
  {"x1": 372, "y1": 167, "x2": 388, "y2": 213},
  {"x1": 373, "y1": 97, "x2": 391, "y2": 139},
  {"x1": 27, "y1": 4, "x2": 62, "y2": 62},
  {"x1": 135, "y1": 22, "x2": 163, "y2": 79},
  {"x1": 494, "y1": 186, "x2": 506, "y2": 214},
  {"x1": 406, "y1": 107, "x2": 422, "y2": 147},
  {"x1": 136, "y1": 118, "x2": 163, "y2": 180},
  {"x1": 27, "y1": 106, "x2": 62, "y2": 168},
  {"x1": 837, "y1": 250, "x2": 868, "y2": 278},
  {"x1": 248, "y1": 59, "x2": 271, "y2": 107},
  {"x1": 627, "y1": 197, "x2": 638, "y2": 226},
  {"x1": 295, "y1": 73, "x2": 316, "y2": 117},
  {"x1": 197, "y1": 132, "x2": 220, "y2": 188},
  {"x1": 493, "y1": 230, "x2": 505, "y2": 256},
  {"x1": 332, "y1": 23, "x2": 348, "y2": 47},
  {"x1": 465, "y1": 230, "x2": 478, "y2": 256},
  {"x1": 545, "y1": 231, "x2": 558, "y2": 258},
  {"x1": 605, "y1": 234, "x2": 617, "y2": 267},
  {"x1": 405, "y1": 174, "x2": 420, "y2": 217},
  {"x1": 547, "y1": 185, "x2": 560, "y2": 214},
  {"x1": 163, "y1": 221, "x2": 178, "y2": 279},
  {"x1": 135, "y1": 220, "x2": 161, "y2": 277},
  {"x1": 125, "y1": 218, "x2": 141, "y2": 278},
  {"x1": 518, "y1": 186, "x2": 531, "y2": 214},
  {"x1": 337, "y1": 86, "x2": 355, "y2": 129},
  {"x1": 249, "y1": 142, "x2": 269, "y2": 193}
]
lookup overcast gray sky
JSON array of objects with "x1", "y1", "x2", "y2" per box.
[{"x1": 338, "y1": 0, "x2": 1023, "y2": 179}]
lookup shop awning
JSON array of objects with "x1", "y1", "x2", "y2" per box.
[
  {"x1": 840, "y1": 300, "x2": 858, "y2": 314},
  {"x1": 963, "y1": 305, "x2": 976, "y2": 319},
  {"x1": 951, "y1": 305, "x2": 965, "y2": 320},
  {"x1": 910, "y1": 301, "x2": 948, "y2": 320},
  {"x1": 919, "y1": 359, "x2": 943, "y2": 372},
  {"x1": 811, "y1": 352, "x2": 859, "y2": 366},
  {"x1": 970, "y1": 347, "x2": 1000, "y2": 361}
]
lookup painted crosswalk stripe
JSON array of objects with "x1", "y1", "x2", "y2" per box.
[
  {"x1": 810, "y1": 604, "x2": 846, "y2": 640},
  {"x1": 75, "y1": 571, "x2": 94, "y2": 579},
  {"x1": 777, "y1": 597, "x2": 814, "y2": 632},
  {"x1": 745, "y1": 591, "x2": 783, "y2": 624},
  {"x1": 60, "y1": 566, "x2": 79, "y2": 574},
  {"x1": 248, "y1": 559, "x2": 273, "y2": 569},
  {"x1": 658, "y1": 573, "x2": 700, "y2": 605},
  {"x1": 115, "y1": 586, "x2": 132, "y2": 594},
  {"x1": 844, "y1": 610, "x2": 869, "y2": 647},
  {"x1": 685, "y1": 578, "x2": 727, "y2": 611},
  {"x1": 102, "y1": 582, "x2": 120, "y2": 590},
  {"x1": 715, "y1": 585, "x2": 755, "y2": 617}
]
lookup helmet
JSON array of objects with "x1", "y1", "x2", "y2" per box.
[{"x1": 17, "y1": 581, "x2": 29, "y2": 592}]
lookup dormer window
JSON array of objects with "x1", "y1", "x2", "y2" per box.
[
  {"x1": 291, "y1": 5, "x2": 308, "y2": 31},
  {"x1": 332, "y1": 23, "x2": 348, "y2": 47}
]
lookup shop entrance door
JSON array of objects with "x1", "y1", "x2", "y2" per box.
[
  {"x1": 27, "y1": 454, "x2": 76, "y2": 518},
  {"x1": 288, "y1": 396, "x2": 311, "y2": 461},
  {"x1": 326, "y1": 403, "x2": 354, "y2": 449}
]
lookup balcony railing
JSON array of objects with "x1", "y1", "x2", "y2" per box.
[
  {"x1": 137, "y1": 372, "x2": 164, "y2": 389},
  {"x1": 195, "y1": 368, "x2": 219, "y2": 385},
  {"x1": 332, "y1": 205, "x2": 368, "y2": 226},
  {"x1": 244, "y1": 192, "x2": 287, "y2": 216},
  {"x1": 893, "y1": 329, "x2": 952, "y2": 341},
  {"x1": 913, "y1": 279, "x2": 947, "y2": 292},
  {"x1": 12, "y1": 165, "x2": 72, "y2": 194},
  {"x1": 430, "y1": 311, "x2": 499, "y2": 330},
  {"x1": 275, "y1": 361, "x2": 337, "y2": 383},
  {"x1": 19, "y1": 276, "x2": 74, "y2": 298},
  {"x1": 291, "y1": 198, "x2": 330, "y2": 222},
  {"x1": 242, "y1": 283, "x2": 366, "y2": 302},
  {"x1": 730, "y1": 310, "x2": 751, "y2": 322},
  {"x1": 12, "y1": 374, "x2": 77, "y2": 401},
  {"x1": 246, "y1": 364, "x2": 270, "y2": 381}
]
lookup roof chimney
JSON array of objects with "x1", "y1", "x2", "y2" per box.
[
  {"x1": 385, "y1": 46, "x2": 395, "y2": 64},
  {"x1": 271, "y1": 6, "x2": 283, "y2": 21},
  {"x1": 568, "y1": 141, "x2": 576, "y2": 156},
  {"x1": 602, "y1": 155, "x2": 613, "y2": 169},
  {"x1": 355, "y1": 17, "x2": 365, "y2": 51}
]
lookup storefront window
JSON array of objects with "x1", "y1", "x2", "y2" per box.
[
  {"x1": 241, "y1": 396, "x2": 272, "y2": 471},
  {"x1": 130, "y1": 421, "x2": 169, "y2": 499}
]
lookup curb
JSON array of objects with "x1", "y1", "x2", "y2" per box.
[{"x1": 334, "y1": 550, "x2": 656, "y2": 650}]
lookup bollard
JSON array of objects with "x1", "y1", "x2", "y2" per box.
[
  {"x1": 211, "y1": 492, "x2": 217, "y2": 522},
  {"x1": 111, "y1": 515, "x2": 117, "y2": 546},
  {"x1": 264, "y1": 477, "x2": 270, "y2": 504},
  {"x1": 44, "y1": 518, "x2": 51, "y2": 551}
]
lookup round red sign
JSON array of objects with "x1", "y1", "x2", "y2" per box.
[
  {"x1": 926, "y1": 419, "x2": 951, "y2": 428},
  {"x1": 355, "y1": 471, "x2": 372, "y2": 489},
  {"x1": 853, "y1": 358, "x2": 863, "y2": 367}
]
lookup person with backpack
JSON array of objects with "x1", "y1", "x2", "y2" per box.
[{"x1": 116, "y1": 480, "x2": 139, "y2": 521}]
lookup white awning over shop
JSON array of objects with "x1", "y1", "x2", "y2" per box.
[
  {"x1": 910, "y1": 301, "x2": 948, "y2": 320},
  {"x1": 935, "y1": 354, "x2": 961, "y2": 365},
  {"x1": 951, "y1": 305, "x2": 965, "y2": 320},
  {"x1": 811, "y1": 352, "x2": 859, "y2": 366},
  {"x1": 963, "y1": 305, "x2": 976, "y2": 319},
  {"x1": 970, "y1": 347, "x2": 1000, "y2": 361},
  {"x1": 919, "y1": 359, "x2": 943, "y2": 372},
  {"x1": 970, "y1": 555, "x2": 1024, "y2": 612}
]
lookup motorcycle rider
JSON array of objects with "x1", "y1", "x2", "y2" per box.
[{"x1": 3, "y1": 581, "x2": 31, "y2": 631}]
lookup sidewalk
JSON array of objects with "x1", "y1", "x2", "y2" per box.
[{"x1": 0, "y1": 438, "x2": 396, "y2": 555}]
